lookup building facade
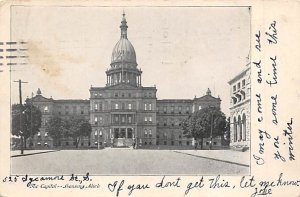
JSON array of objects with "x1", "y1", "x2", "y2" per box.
[
  {"x1": 228, "y1": 65, "x2": 250, "y2": 150},
  {"x1": 25, "y1": 13, "x2": 223, "y2": 149}
]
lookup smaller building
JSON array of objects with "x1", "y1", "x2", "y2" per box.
[
  {"x1": 25, "y1": 88, "x2": 90, "y2": 149},
  {"x1": 228, "y1": 65, "x2": 250, "y2": 150}
]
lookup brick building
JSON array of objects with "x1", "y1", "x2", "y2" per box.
[{"x1": 25, "y1": 13, "x2": 223, "y2": 149}]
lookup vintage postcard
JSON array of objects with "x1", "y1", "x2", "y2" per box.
[{"x1": 0, "y1": 0, "x2": 299, "y2": 197}]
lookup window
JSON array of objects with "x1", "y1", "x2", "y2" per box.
[
  {"x1": 99, "y1": 103, "x2": 103, "y2": 111},
  {"x1": 164, "y1": 141, "x2": 167, "y2": 145},
  {"x1": 73, "y1": 106, "x2": 77, "y2": 114},
  {"x1": 65, "y1": 106, "x2": 69, "y2": 115},
  {"x1": 44, "y1": 106, "x2": 49, "y2": 113},
  {"x1": 179, "y1": 141, "x2": 182, "y2": 145},
  {"x1": 198, "y1": 106, "x2": 202, "y2": 110},
  {"x1": 37, "y1": 132, "x2": 41, "y2": 136},
  {"x1": 237, "y1": 82, "x2": 241, "y2": 89},
  {"x1": 149, "y1": 116, "x2": 152, "y2": 122},
  {"x1": 128, "y1": 93, "x2": 131, "y2": 97},
  {"x1": 213, "y1": 142, "x2": 217, "y2": 145},
  {"x1": 122, "y1": 116, "x2": 125, "y2": 123},
  {"x1": 186, "y1": 106, "x2": 190, "y2": 114},
  {"x1": 206, "y1": 142, "x2": 209, "y2": 145},
  {"x1": 115, "y1": 92, "x2": 118, "y2": 97},
  {"x1": 233, "y1": 85, "x2": 236, "y2": 92},
  {"x1": 149, "y1": 129, "x2": 152, "y2": 137},
  {"x1": 144, "y1": 103, "x2": 147, "y2": 110},
  {"x1": 144, "y1": 129, "x2": 148, "y2": 137},
  {"x1": 122, "y1": 103, "x2": 125, "y2": 110},
  {"x1": 149, "y1": 103, "x2": 152, "y2": 110},
  {"x1": 94, "y1": 117, "x2": 98, "y2": 125},
  {"x1": 156, "y1": 135, "x2": 159, "y2": 139},
  {"x1": 121, "y1": 92, "x2": 125, "y2": 97},
  {"x1": 144, "y1": 117, "x2": 147, "y2": 122},
  {"x1": 242, "y1": 79, "x2": 246, "y2": 87},
  {"x1": 149, "y1": 92, "x2": 152, "y2": 97},
  {"x1": 163, "y1": 106, "x2": 167, "y2": 114},
  {"x1": 115, "y1": 103, "x2": 119, "y2": 110},
  {"x1": 45, "y1": 132, "x2": 48, "y2": 137},
  {"x1": 171, "y1": 106, "x2": 174, "y2": 113},
  {"x1": 128, "y1": 103, "x2": 132, "y2": 110},
  {"x1": 186, "y1": 141, "x2": 190, "y2": 146},
  {"x1": 95, "y1": 130, "x2": 98, "y2": 136},
  {"x1": 99, "y1": 130, "x2": 103, "y2": 137},
  {"x1": 171, "y1": 141, "x2": 174, "y2": 146},
  {"x1": 163, "y1": 132, "x2": 167, "y2": 139},
  {"x1": 99, "y1": 117, "x2": 103, "y2": 124},
  {"x1": 128, "y1": 116, "x2": 132, "y2": 123},
  {"x1": 80, "y1": 106, "x2": 84, "y2": 114},
  {"x1": 95, "y1": 103, "x2": 98, "y2": 111},
  {"x1": 81, "y1": 142, "x2": 84, "y2": 146},
  {"x1": 178, "y1": 106, "x2": 182, "y2": 114}
]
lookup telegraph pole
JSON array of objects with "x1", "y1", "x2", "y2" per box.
[{"x1": 13, "y1": 79, "x2": 28, "y2": 154}]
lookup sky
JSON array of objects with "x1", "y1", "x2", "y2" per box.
[{"x1": 10, "y1": 6, "x2": 250, "y2": 116}]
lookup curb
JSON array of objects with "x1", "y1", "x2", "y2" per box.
[
  {"x1": 11, "y1": 150, "x2": 60, "y2": 158},
  {"x1": 173, "y1": 150, "x2": 250, "y2": 167}
]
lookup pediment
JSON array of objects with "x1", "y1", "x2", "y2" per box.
[
  {"x1": 195, "y1": 95, "x2": 220, "y2": 101},
  {"x1": 31, "y1": 95, "x2": 53, "y2": 102}
]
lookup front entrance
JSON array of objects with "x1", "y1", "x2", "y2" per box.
[{"x1": 113, "y1": 128, "x2": 134, "y2": 147}]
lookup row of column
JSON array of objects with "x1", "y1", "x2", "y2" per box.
[
  {"x1": 106, "y1": 72, "x2": 142, "y2": 86},
  {"x1": 111, "y1": 114, "x2": 136, "y2": 124}
]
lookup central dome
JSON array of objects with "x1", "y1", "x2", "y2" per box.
[
  {"x1": 111, "y1": 13, "x2": 137, "y2": 65},
  {"x1": 111, "y1": 38, "x2": 136, "y2": 64}
]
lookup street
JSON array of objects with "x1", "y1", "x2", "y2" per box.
[{"x1": 11, "y1": 149, "x2": 250, "y2": 175}]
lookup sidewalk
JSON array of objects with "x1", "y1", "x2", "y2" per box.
[
  {"x1": 11, "y1": 150, "x2": 59, "y2": 157},
  {"x1": 173, "y1": 149, "x2": 250, "y2": 167}
]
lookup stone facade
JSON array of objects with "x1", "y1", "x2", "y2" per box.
[
  {"x1": 24, "y1": 13, "x2": 224, "y2": 149},
  {"x1": 228, "y1": 65, "x2": 251, "y2": 149}
]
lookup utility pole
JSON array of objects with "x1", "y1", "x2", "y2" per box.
[
  {"x1": 210, "y1": 113, "x2": 213, "y2": 150},
  {"x1": 13, "y1": 79, "x2": 28, "y2": 154}
]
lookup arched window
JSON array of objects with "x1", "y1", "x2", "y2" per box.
[
  {"x1": 238, "y1": 115, "x2": 242, "y2": 141},
  {"x1": 243, "y1": 114, "x2": 247, "y2": 141},
  {"x1": 234, "y1": 117, "x2": 237, "y2": 142}
]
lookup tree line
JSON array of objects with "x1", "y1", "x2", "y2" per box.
[
  {"x1": 11, "y1": 104, "x2": 92, "y2": 149},
  {"x1": 46, "y1": 116, "x2": 92, "y2": 148},
  {"x1": 181, "y1": 106, "x2": 230, "y2": 149}
]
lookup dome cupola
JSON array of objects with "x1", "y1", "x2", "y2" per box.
[
  {"x1": 106, "y1": 12, "x2": 142, "y2": 87},
  {"x1": 111, "y1": 12, "x2": 137, "y2": 65}
]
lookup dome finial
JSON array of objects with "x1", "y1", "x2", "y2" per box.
[
  {"x1": 120, "y1": 11, "x2": 128, "y2": 39},
  {"x1": 206, "y1": 88, "x2": 211, "y2": 96},
  {"x1": 37, "y1": 88, "x2": 42, "y2": 95}
]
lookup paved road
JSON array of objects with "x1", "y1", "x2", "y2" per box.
[{"x1": 11, "y1": 149, "x2": 249, "y2": 175}]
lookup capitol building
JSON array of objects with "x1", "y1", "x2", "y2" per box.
[{"x1": 26, "y1": 13, "x2": 223, "y2": 149}]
